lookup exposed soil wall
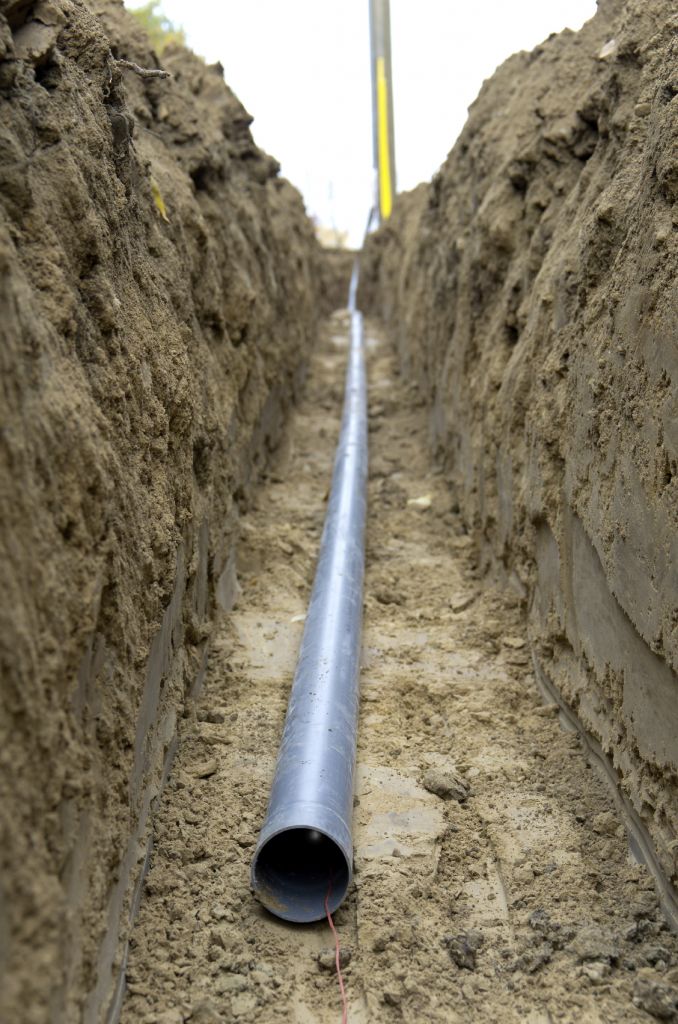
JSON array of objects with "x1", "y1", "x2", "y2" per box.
[
  {"x1": 361, "y1": 0, "x2": 678, "y2": 914},
  {"x1": 0, "y1": 1, "x2": 322, "y2": 1020},
  {"x1": 317, "y1": 246, "x2": 355, "y2": 314}
]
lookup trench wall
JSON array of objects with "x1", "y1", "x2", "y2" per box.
[
  {"x1": 360, "y1": 0, "x2": 678, "y2": 910},
  {"x1": 0, "y1": 1, "x2": 324, "y2": 1020}
]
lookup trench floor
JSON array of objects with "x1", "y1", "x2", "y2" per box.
[{"x1": 121, "y1": 312, "x2": 678, "y2": 1024}]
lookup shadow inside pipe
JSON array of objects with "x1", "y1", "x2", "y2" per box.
[{"x1": 251, "y1": 828, "x2": 349, "y2": 923}]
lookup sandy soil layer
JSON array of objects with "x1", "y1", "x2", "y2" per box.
[
  {"x1": 122, "y1": 314, "x2": 678, "y2": 1024},
  {"x1": 0, "y1": 2, "x2": 321, "y2": 1018},
  {"x1": 360, "y1": 0, "x2": 678, "y2": 905}
]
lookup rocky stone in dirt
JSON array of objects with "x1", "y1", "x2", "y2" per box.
[
  {"x1": 316, "y1": 947, "x2": 352, "y2": 971},
  {"x1": 582, "y1": 960, "x2": 612, "y2": 984},
  {"x1": 444, "y1": 930, "x2": 484, "y2": 970},
  {"x1": 423, "y1": 767, "x2": 469, "y2": 802},
  {"x1": 645, "y1": 946, "x2": 674, "y2": 968},
  {"x1": 570, "y1": 924, "x2": 620, "y2": 963},
  {"x1": 375, "y1": 587, "x2": 406, "y2": 606},
  {"x1": 633, "y1": 972, "x2": 678, "y2": 1020},
  {"x1": 528, "y1": 909, "x2": 575, "y2": 950},
  {"x1": 502, "y1": 636, "x2": 526, "y2": 650},
  {"x1": 152, "y1": 1011, "x2": 184, "y2": 1024},
  {"x1": 513, "y1": 942, "x2": 553, "y2": 975},
  {"x1": 382, "y1": 987, "x2": 402, "y2": 1006},
  {"x1": 187, "y1": 1000, "x2": 224, "y2": 1023},
  {"x1": 230, "y1": 993, "x2": 257, "y2": 1017},
  {"x1": 533, "y1": 703, "x2": 560, "y2": 717},
  {"x1": 592, "y1": 811, "x2": 620, "y2": 836},
  {"x1": 513, "y1": 862, "x2": 535, "y2": 886},
  {"x1": 449, "y1": 591, "x2": 478, "y2": 613},
  {"x1": 192, "y1": 759, "x2": 218, "y2": 779}
]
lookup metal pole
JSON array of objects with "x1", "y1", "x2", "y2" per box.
[
  {"x1": 369, "y1": 0, "x2": 396, "y2": 221},
  {"x1": 251, "y1": 264, "x2": 367, "y2": 923}
]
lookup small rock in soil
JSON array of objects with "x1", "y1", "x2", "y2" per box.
[
  {"x1": 375, "y1": 587, "x2": 405, "y2": 605},
  {"x1": 582, "y1": 960, "x2": 611, "y2": 983},
  {"x1": 449, "y1": 592, "x2": 477, "y2": 613},
  {"x1": 231, "y1": 993, "x2": 257, "y2": 1017},
  {"x1": 150, "y1": 1010, "x2": 184, "y2": 1024},
  {"x1": 205, "y1": 710, "x2": 226, "y2": 723},
  {"x1": 513, "y1": 942, "x2": 553, "y2": 974},
  {"x1": 192, "y1": 758, "x2": 218, "y2": 779},
  {"x1": 187, "y1": 1000, "x2": 224, "y2": 1023},
  {"x1": 444, "y1": 930, "x2": 484, "y2": 970},
  {"x1": 513, "y1": 862, "x2": 535, "y2": 886},
  {"x1": 646, "y1": 946, "x2": 673, "y2": 967},
  {"x1": 528, "y1": 909, "x2": 574, "y2": 948},
  {"x1": 423, "y1": 768, "x2": 469, "y2": 802},
  {"x1": 633, "y1": 972, "x2": 678, "y2": 1019},
  {"x1": 317, "y1": 947, "x2": 352, "y2": 971},
  {"x1": 529, "y1": 909, "x2": 551, "y2": 932},
  {"x1": 502, "y1": 636, "x2": 526, "y2": 649},
  {"x1": 533, "y1": 703, "x2": 559, "y2": 717},
  {"x1": 592, "y1": 810, "x2": 619, "y2": 835},
  {"x1": 570, "y1": 924, "x2": 620, "y2": 963}
]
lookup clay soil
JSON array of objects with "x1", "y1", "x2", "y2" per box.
[{"x1": 121, "y1": 313, "x2": 678, "y2": 1024}]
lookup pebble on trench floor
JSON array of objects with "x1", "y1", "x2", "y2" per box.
[
  {"x1": 444, "y1": 930, "x2": 484, "y2": 970},
  {"x1": 592, "y1": 810, "x2": 619, "y2": 835},
  {"x1": 569, "y1": 924, "x2": 620, "y2": 963},
  {"x1": 191, "y1": 758, "x2": 218, "y2": 779},
  {"x1": 502, "y1": 636, "x2": 526, "y2": 649},
  {"x1": 317, "y1": 947, "x2": 352, "y2": 971},
  {"x1": 407, "y1": 493, "x2": 433, "y2": 510},
  {"x1": 512, "y1": 863, "x2": 535, "y2": 886},
  {"x1": 422, "y1": 767, "x2": 469, "y2": 802},
  {"x1": 633, "y1": 971, "x2": 678, "y2": 1019},
  {"x1": 581, "y1": 960, "x2": 611, "y2": 983},
  {"x1": 449, "y1": 591, "x2": 477, "y2": 613}
]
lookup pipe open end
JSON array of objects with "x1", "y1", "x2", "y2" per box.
[{"x1": 251, "y1": 827, "x2": 350, "y2": 923}]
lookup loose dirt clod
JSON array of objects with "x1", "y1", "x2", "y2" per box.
[
  {"x1": 422, "y1": 767, "x2": 469, "y2": 802},
  {"x1": 444, "y1": 930, "x2": 484, "y2": 970},
  {"x1": 633, "y1": 973, "x2": 678, "y2": 1020}
]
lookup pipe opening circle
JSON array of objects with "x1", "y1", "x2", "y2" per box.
[{"x1": 251, "y1": 828, "x2": 350, "y2": 923}]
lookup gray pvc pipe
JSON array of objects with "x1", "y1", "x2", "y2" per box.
[{"x1": 250, "y1": 265, "x2": 367, "y2": 922}]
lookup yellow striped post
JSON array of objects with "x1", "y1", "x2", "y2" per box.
[{"x1": 370, "y1": 0, "x2": 396, "y2": 222}]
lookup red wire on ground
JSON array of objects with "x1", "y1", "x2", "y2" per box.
[{"x1": 325, "y1": 882, "x2": 348, "y2": 1024}]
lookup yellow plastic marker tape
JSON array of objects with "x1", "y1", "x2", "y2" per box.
[
  {"x1": 150, "y1": 174, "x2": 169, "y2": 223},
  {"x1": 376, "y1": 56, "x2": 393, "y2": 220}
]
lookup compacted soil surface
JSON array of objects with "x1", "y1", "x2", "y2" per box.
[{"x1": 121, "y1": 312, "x2": 678, "y2": 1024}]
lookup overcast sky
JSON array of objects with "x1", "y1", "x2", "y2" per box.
[{"x1": 127, "y1": 0, "x2": 598, "y2": 244}]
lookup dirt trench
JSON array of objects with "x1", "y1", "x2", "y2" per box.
[{"x1": 121, "y1": 311, "x2": 678, "y2": 1024}]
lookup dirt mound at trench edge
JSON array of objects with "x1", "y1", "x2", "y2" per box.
[
  {"x1": 361, "y1": 0, "x2": 678, "y2": 918},
  {"x1": 0, "y1": 1, "x2": 323, "y2": 1020}
]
